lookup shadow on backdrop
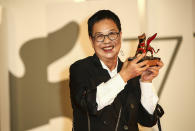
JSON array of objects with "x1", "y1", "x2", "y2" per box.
[{"x1": 9, "y1": 21, "x2": 79, "y2": 131}]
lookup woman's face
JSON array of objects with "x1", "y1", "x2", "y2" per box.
[{"x1": 90, "y1": 19, "x2": 122, "y2": 62}]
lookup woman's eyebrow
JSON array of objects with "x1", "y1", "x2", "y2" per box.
[{"x1": 93, "y1": 29, "x2": 118, "y2": 36}]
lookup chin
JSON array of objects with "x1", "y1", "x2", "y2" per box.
[{"x1": 104, "y1": 53, "x2": 118, "y2": 59}]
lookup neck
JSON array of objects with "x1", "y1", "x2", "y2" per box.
[{"x1": 100, "y1": 57, "x2": 118, "y2": 71}]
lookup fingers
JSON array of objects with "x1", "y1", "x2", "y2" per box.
[
  {"x1": 133, "y1": 53, "x2": 146, "y2": 64},
  {"x1": 147, "y1": 67, "x2": 159, "y2": 76},
  {"x1": 133, "y1": 64, "x2": 149, "y2": 77},
  {"x1": 157, "y1": 60, "x2": 164, "y2": 68},
  {"x1": 137, "y1": 60, "x2": 149, "y2": 68},
  {"x1": 123, "y1": 55, "x2": 163, "y2": 81},
  {"x1": 140, "y1": 64, "x2": 150, "y2": 72}
]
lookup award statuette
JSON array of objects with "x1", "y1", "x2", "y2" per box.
[{"x1": 128, "y1": 33, "x2": 160, "y2": 66}]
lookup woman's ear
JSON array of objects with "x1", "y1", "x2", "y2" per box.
[
  {"x1": 120, "y1": 31, "x2": 122, "y2": 38},
  {"x1": 89, "y1": 36, "x2": 95, "y2": 48}
]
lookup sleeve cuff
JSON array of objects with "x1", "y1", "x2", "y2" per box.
[
  {"x1": 96, "y1": 73, "x2": 126, "y2": 110},
  {"x1": 140, "y1": 80, "x2": 159, "y2": 114}
]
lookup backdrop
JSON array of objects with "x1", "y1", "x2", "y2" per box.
[{"x1": 0, "y1": 0, "x2": 195, "y2": 131}]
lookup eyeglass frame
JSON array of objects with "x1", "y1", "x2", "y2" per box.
[{"x1": 92, "y1": 32, "x2": 120, "y2": 42}]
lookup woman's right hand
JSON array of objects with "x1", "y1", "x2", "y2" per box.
[{"x1": 119, "y1": 53, "x2": 149, "y2": 82}]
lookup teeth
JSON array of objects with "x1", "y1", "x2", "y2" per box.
[{"x1": 103, "y1": 46, "x2": 114, "y2": 50}]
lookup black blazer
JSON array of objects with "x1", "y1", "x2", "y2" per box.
[{"x1": 69, "y1": 54, "x2": 162, "y2": 131}]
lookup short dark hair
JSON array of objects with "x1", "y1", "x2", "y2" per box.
[{"x1": 87, "y1": 10, "x2": 121, "y2": 37}]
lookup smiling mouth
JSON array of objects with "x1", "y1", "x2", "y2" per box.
[{"x1": 102, "y1": 45, "x2": 114, "y2": 51}]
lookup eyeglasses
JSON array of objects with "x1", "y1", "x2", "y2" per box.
[{"x1": 92, "y1": 32, "x2": 120, "y2": 42}]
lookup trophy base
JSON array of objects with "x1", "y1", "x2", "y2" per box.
[
  {"x1": 128, "y1": 56, "x2": 160, "y2": 67},
  {"x1": 146, "y1": 57, "x2": 161, "y2": 67}
]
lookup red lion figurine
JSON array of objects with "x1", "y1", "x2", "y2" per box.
[{"x1": 136, "y1": 33, "x2": 159, "y2": 57}]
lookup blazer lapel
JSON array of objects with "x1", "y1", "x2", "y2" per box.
[
  {"x1": 91, "y1": 54, "x2": 111, "y2": 84},
  {"x1": 117, "y1": 58, "x2": 123, "y2": 73}
]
